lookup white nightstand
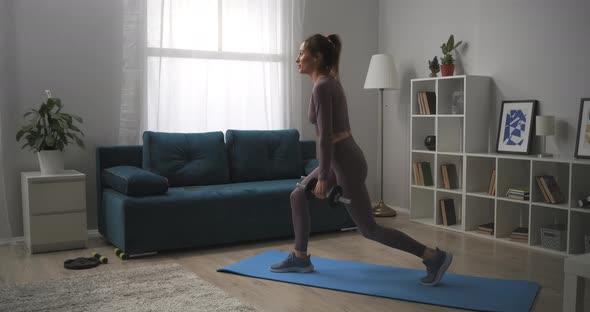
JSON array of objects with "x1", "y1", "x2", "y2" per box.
[{"x1": 21, "y1": 170, "x2": 87, "y2": 253}]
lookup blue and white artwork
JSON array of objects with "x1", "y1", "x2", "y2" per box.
[
  {"x1": 503, "y1": 109, "x2": 528, "y2": 145},
  {"x1": 497, "y1": 101, "x2": 536, "y2": 154}
]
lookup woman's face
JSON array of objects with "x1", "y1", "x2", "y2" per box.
[{"x1": 296, "y1": 42, "x2": 316, "y2": 75}]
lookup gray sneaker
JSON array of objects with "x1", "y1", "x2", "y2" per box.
[
  {"x1": 270, "y1": 252, "x2": 314, "y2": 273},
  {"x1": 420, "y1": 248, "x2": 453, "y2": 286}
]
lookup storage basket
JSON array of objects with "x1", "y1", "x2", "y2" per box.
[
  {"x1": 540, "y1": 224, "x2": 567, "y2": 251},
  {"x1": 585, "y1": 234, "x2": 590, "y2": 253}
]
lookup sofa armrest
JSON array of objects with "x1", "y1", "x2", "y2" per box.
[
  {"x1": 102, "y1": 166, "x2": 168, "y2": 196},
  {"x1": 303, "y1": 159, "x2": 319, "y2": 175}
]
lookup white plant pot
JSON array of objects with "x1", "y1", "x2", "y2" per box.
[{"x1": 37, "y1": 150, "x2": 64, "y2": 175}]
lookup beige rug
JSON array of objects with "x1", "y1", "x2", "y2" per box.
[{"x1": 0, "y1": 263, "x2": 256, "y2": 312}]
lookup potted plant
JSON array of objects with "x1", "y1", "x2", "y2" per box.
[
  {"x1": 440, "y1": 34, "x2": 462, "y2": 76},
  {"x1": 16, "y1": 91, "x2": 84, "y2": 175},
  {"x1": 428, "y1": 56, "x2": 440, "y2": 77}
]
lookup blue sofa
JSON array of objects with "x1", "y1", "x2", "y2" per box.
[{"x1": 96, "y1": 129, "x2": 355, "y2": 256}]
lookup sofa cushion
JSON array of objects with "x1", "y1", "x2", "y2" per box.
[
  {"x1": 226, "y1": 129, "x2": 303, "y2": 182},
  {"x1": 143, "y1": 131, "x2": 229, "y2": 187},
  {"x1": 102, "y1": 166, "x2": 168, "y2": 196}
]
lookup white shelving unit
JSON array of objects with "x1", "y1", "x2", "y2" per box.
[{"x1": 409, "y1": 75, "x2": 590, "y2": 256}]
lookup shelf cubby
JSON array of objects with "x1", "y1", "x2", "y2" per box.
[
  {"x1": 437, "y1": 116, "x2": 464, "y2": 153},
  {"x1": 531, "y1": 160, "x2": 569, "y2": 206},
  {"x1": 496, "y1": 200, "x2": 529, "y2": 240},
  {"x1": 410, "y1": 187, "x2": 434, "y2": 222},
  {"x1": 569, "y1": 211, "x2": 590, "y2": 254},
  {"x1": 465, "y1": 155, "x2": 496, "y2": 195},
  {"x1": 411, "y1": 79, "x2": 436, "y2": 115},
  {"x1": 436, "y1": 154, "x2": 462, "y2": 190},
  {"x1": 436, "y1": 191, "x2": 462, "y2": 230},
  {"x1": 411, "y1": 152, "x2": 435, "y2": 186},
  {"x1": 464, "y1": 195, "x2": 495, "y2": 234},
  {"x1": 570, "y1": 162, "x2": 590, "y2": 209},
  {"x1": 497, "y1": 158, "x2": 530, "y2": 200},
  {"x1": 437, "y1": 77, "x2": 464, "y2": 115},
  {"x1": 411, "y1": 118, "x2": 435, "y2": 151},
  {"x1": 529, "y1": 205, "x2": 568, "y2": 252}
]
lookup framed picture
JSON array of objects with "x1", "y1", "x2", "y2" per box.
[
  {"x1": 496, "y1": 100, "x2": 538, "y2": 154},
  {"x1": 574, "y1": 98, "x2": 590, "y2": 159}
]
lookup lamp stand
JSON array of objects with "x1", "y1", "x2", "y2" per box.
[
  {"x1": 373, "y1": 88, "x2": 397, "y2": 217},
  {"x1": 537, "y1": 135, "x2": 553, "y2": 158}
]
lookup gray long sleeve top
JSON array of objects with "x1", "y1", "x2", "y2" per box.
[{"x1": 308, "y1": 76, "x2": 351, "y2": 180}]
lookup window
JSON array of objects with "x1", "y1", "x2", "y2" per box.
[{"x1": 146, "y1": 0, "x2": 291, "y2": 133}]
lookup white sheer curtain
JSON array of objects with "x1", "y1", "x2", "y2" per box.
[{"x1": 120, "y1": 0, "x2": 305, "y2": 144}]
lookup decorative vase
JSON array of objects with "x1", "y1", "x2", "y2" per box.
[
  {"x1": 424, "y1": 135, "x2": 436, "y2": 151},
  {"x1": 440, "y1": 64, "x2": 455, "y2": 76},
  {"x1": 37, "y1": 150, "x2": 64, "y2": 175}
]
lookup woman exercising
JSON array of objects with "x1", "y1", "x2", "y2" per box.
[{"x1": 270, "y1": 34, "x2": 453, "y2": 286}]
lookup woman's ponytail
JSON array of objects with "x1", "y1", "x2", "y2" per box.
[{"x1": 326, "y1": 34, "x2": 342, "y2": 79}]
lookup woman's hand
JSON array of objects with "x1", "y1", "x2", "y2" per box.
[{"x1": 313, "y1": 179, "x2": 328, "y2": 199}]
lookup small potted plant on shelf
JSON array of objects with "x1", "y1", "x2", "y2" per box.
[
  {"x1": 16, "y1": 90, "x2": 85, "y2": 175},
  {"x1": 428, "y1": 56, "x2": 440, "y2": 77},
  {"x1": 440, "y1": 34, "x2": 462, "y2": 76}
]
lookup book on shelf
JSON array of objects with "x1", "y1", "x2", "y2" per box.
[
  {"x1": 412, "y1": 161, "x2": 433, "y2": 186},
  {"x1": 509, "y1": 226, "x2": 529, "y2": 242},
  {"x1": 505, "y1": 187, "x2": 529, "y2": 200},
  {"x1": 421, "y1": 162, "x2": 434, "y2": 186},
  {"x1": 487, "y1": 168, "x2": 496, "y2": 195},
  {"x1": 416, "y1": 91, "x2": 436, "y2": 115},
  {"x1": 477, "y1": 222, "x2": 494, "y2": 235},
  {"x1": 535, "y1": 176, "x2": 551, "y2": 203},
  {"x1": 439, "y1": 198, "x2": 457, "y2": 226},
  {"x1": 416, "y1": 92, "x2": 425, "y2": 114},
  {"x1": 440, "y1": 164, "x2": 458, "y2": 189},
  {"x1": 537, "y1": 175, "x2": 565, "y2": 204}
]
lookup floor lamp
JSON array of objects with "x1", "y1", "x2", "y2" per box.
[{"x1": 364, "y1": 54, "x2": 400, "y2": 217}]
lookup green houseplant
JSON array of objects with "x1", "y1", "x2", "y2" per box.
[
  {"x1": 16, "y1": 91, "x2": 84, "y2": 174},
  {"x1": 440, "y1": 34, "x2": 462, "y2": 76}
]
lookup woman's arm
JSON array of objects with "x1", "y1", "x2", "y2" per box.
[{"x1": 313, "y1": 82, "x2": 333, "y2": 183}]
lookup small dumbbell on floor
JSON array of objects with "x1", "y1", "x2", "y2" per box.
[
  {"x1": 296, "y1": 178, "x2": 351, "y2": 208},
  {"x1": 92, "y1": 251, "x2": 108, "y2": 264},
  {"x1": 114, "y1": 247, "x2": 128, "y2": 260}
]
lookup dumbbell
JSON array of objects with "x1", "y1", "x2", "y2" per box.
[
  {"x1": 92, "y1": 251, "x2": 108, "y2": 264},
  {"x1": 114, "y1": 247, "x2": 128, "y2": 260},
  {"x1": 296, "y1": 178, "x2": 351, "y2": 208}
]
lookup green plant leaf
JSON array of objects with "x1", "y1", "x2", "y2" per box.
[
  {"x1": 74, "y1": 136, "x2": 85, "y2": 148},
  {"x1": 72, "y1": 115, "x2": 83, "y2": 123},
  {"x1": 447, "y1": 35, "x2": 454, "y2": 51}
]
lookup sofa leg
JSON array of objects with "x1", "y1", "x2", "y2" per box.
[{"x1": 340, "y1": 227, "x2": 358, "y2": 232}]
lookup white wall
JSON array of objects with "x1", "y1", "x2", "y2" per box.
[
  {"x1": 0, "y1": 0, "x2": 12, "y2": 239},
  {"x1": 1, "y1": 0, "x2": 380, "y2": 240},
  {"x1": 380, "y1": 0, "x2": 590, "y2": 210},
  {"x1": 3, "y1": 0, "x2": 124, "y2": 238},
  {"x1": 302, "y1": 0, "x2": 380, "y2": 203}
]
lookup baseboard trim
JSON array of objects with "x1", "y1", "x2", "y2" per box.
[{"x1": 0, "y1": 229, "x2": 101, "y2": 246}]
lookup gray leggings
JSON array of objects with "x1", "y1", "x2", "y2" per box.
[{"x1": 291, "y1": 137, "x2": 426, "y2": 258}]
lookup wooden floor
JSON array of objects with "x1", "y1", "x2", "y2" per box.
[{"x1": 0, "y1": 213, "x2": 580, "y2": 312}]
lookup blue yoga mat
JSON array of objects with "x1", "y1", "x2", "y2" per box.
[{"x1": 217, "y1": 250, "x2": 539, "y2": 312}]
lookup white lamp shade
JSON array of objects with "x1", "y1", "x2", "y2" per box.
[
  {"x1": 364, "y1": 54, "x2": 400, "y2": 90},
  {"x1": 536, "y1": 115, "x2": 555, "y2": 136}
]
